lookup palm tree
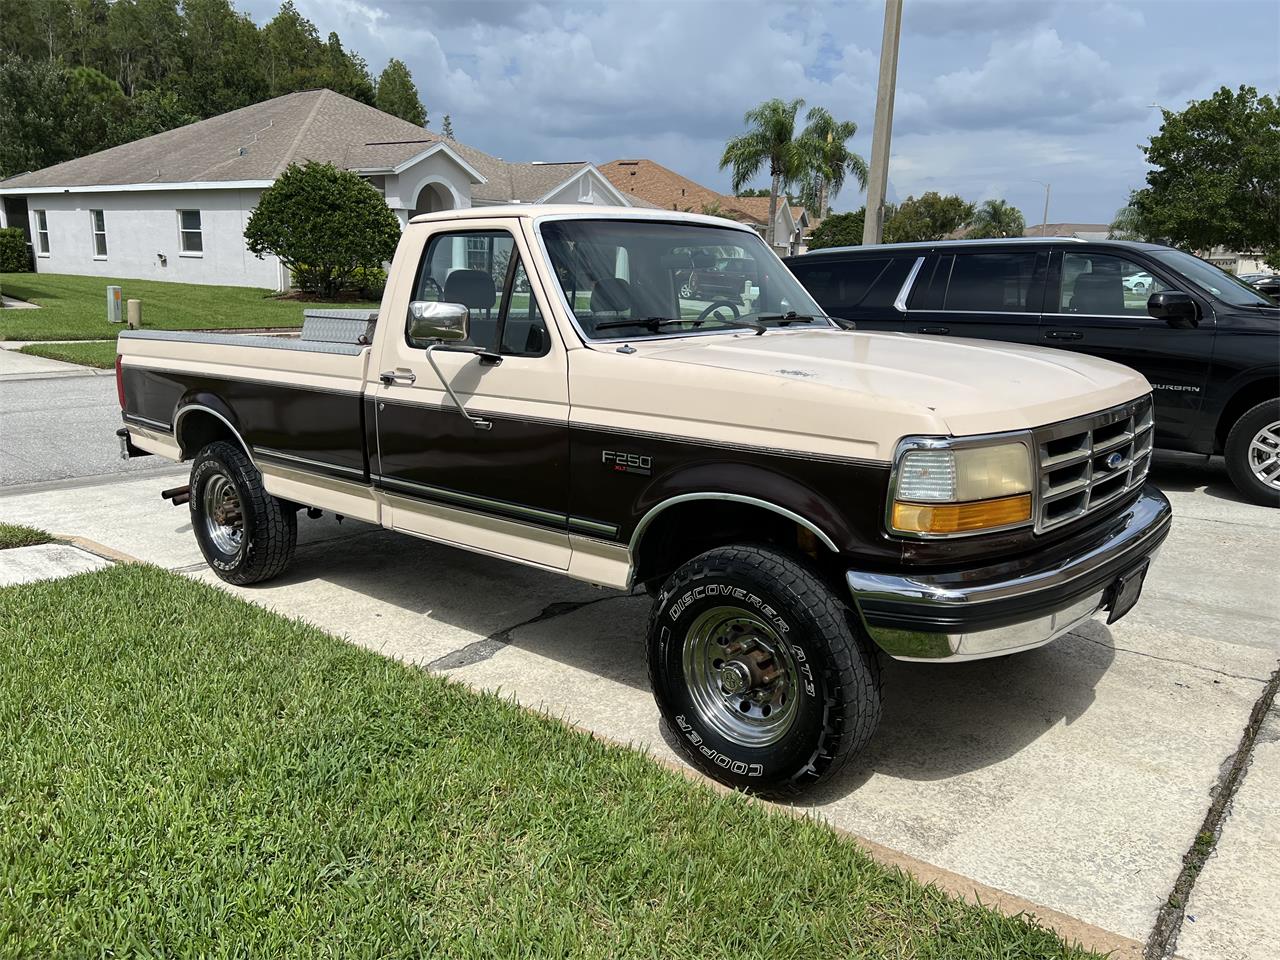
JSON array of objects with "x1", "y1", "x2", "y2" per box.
[
  {"x1": 720, "y1": 98, "x2": 809, "y2": 247},
  {"x1": 967, "y1": 199, "x2": 1027, "y2": 239},
  {"x1": 798, "y1": 107, "x2": 868, "y2": 218}
]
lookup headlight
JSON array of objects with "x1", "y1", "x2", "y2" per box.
[{"x1": 890, "y1": 438, "x2": 1034, "y2": 536}]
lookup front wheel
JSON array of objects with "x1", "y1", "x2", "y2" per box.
[
  {"x1": 1224, "y1": 399, "x2": 1280, "y2": 506},
  {"x1": 648, "y1": 545, "x2": 882, "y2": 797},
  {"x1": 190, "y1": 440, "x2": 297, "y2": 583}
]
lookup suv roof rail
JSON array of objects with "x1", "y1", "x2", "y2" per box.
[{"x1": 794, "y1": 236, "x2": 1092, "y2": 256}]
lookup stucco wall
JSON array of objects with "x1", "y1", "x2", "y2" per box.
[{"x1": 23, "y1": 188, "x2": 284, "y2": 289}]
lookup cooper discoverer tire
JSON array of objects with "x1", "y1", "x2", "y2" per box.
[
  {"x1": 648, "y1": 545, "x2": 882, "y2": 797},
  {"x1": 189, "y1": 440, "x2": 297, "y2": 584},
  {"x1": 1224, "y1": 399, "x2": 1280, "y2": 507}
]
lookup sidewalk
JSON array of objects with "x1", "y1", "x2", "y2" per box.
[{"x1": 0, "y1": 345, "x2": 106, "y2": 380}]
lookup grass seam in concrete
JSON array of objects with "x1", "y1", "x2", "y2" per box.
[{"x1": 1144, "y1": 660, "x2": 1280, "y2": 960}]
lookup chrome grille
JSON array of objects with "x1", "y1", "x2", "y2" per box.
[{"x1": 1034, "y1": 395, "x2": 1154, "y2": 532}]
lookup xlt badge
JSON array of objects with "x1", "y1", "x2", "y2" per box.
[{"x1": 602, "y1": 450, "x2": 652, "y2": 476}]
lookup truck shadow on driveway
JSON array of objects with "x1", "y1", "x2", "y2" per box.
[
  {"x1": 254, "y1": 521, "x2": 1119, "y2": 799},
  {"x1": 1148, "y1": 451, "x2": 1249, "y2": 505}
]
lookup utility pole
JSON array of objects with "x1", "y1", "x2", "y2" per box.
[
  {"x1": 1031, "y1": 179, "x2": 1051, "y2": 236},
  {"x1": 862, "y1": 0, "x2": 903, "y2": 246}
]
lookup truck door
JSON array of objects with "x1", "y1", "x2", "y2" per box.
[
  {"x1": 1041, "y1": 248, "x2": 1212, "y2": 445},
  {"x1": 372, "y1": 223, "x2": 571, "y2": 569},
  {"x1": 903, "y1": 248, "x2": 1047, "y2": 343}
]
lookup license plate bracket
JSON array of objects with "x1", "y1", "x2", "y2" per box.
[{"x1": 1107, "y1": 559, "x2": 1150, "y2": 624}]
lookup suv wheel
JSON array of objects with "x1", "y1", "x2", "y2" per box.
[
  {"x1": 648, "y1": 545, "x2": 882, "y2": 797},
  {"x1": 190, "y1": 440, "x2": 298, "y2": 583},
  {"x1": 1225, "y1": 399, "x2": 1280, "y2": 507}
]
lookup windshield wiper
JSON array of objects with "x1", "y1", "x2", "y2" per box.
[
  {"x1": 739, "y1": 311, "x2": 830, "y2": 327},
  {"x1": 594, "y1": 315, "x2": 767, "y2": 334}
]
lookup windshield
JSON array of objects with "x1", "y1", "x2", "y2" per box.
[
  {"x1": 1151, "y1": 249, "x2": 1275, "y2": 307},
  {"x1": 538, "y1": 218, "x2": 832, "y2": 340}
]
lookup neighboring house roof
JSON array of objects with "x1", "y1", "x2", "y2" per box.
[
  {"x1": 0, "y1": 88, "x2": 623, "y2": 206},
  {"x1": 599, "y1": 159, "x2": 805, "y2": 236},
  {"x1": 0, "y1": 89, "x2": 486, "y2": 191},
  {"x1": 1025, "y1": 222, "x2": 1111, "y2": 239}
]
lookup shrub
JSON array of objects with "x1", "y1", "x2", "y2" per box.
[
  {"x1": 0, "y1": 227, "x2": 30, "y2": 272},
  {"x1": 245, "y1": 162, "x2": 401, "y2": 298}
]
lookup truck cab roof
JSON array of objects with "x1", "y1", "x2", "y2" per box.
[{"x1": 408, "y1": 203, "x2": 757, "y2": 233}]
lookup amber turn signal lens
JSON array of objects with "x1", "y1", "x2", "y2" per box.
[{"x1": 892, "y1": 493, "x2": 1032, "y2": 535}]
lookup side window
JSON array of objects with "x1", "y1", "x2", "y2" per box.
[
  {"x1": 944, "y1": 252, "x2": 1039, "y2": 312},
  {"x1": 411, "y1": 230, "x2": 513, "y2": 352},
  {"x1": 410, "y1": 230, "x2": 548, "y2": 356},
  {"x1": 791, "y1": 258, "x2": 886, "y2": 315},
  {"x1": 907, "y1": 255, "x2": 951, "y2": 310},
  {"x1": 1058, "y1": 252, "x2": 1168, "y2": 316},
  {"x1": 500, "y1": 260, "x2": 550, "y2": 357}
]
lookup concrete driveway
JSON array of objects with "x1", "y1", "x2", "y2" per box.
[{"x1": 2, "y1": 452, "x2": 1276, "y2": 959}]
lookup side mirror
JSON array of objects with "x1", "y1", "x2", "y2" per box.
[
  {"x1": 1147, "y1": 291, "x2": 1199, "y2": 328},
  {"x1": 407, "y1": 300, "x2": 469, "y2": 343}
]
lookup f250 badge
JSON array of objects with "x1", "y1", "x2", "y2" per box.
[{"x1": 602, "y1": 450, "x2": 652, "y2": 476}]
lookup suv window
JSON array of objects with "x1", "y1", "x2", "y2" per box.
[
  {"x1": 1057, "y1": 252, "x2": 1167, "y2": 316},
  {"x1": 411, "y1": 230, "x2": 548, "y2": 356},
  {"x1": 789, "y1": 257, "x2": 912, "y2": 315},
  {"x1": 943, "y1": 251, "x2": 1040, "y2": 313}
]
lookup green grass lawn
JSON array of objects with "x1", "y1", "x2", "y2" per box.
[
  {"x1": 0, "y1": 564, "x2": 1100, "y2": 959},
  {"x1": 0, "y1": 273, "x2": 379, "y2": 341},
  {"x1": 0, "y1": 522, "x2": 52, "y2": 550},
  {"x1": 18, "y1": 340, "x2": 116, "y2": 368}
]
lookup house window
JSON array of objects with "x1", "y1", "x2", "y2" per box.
[
  {"x1": 34, "y1": 210, "x2": 49, "y2": 254},
  {"x1": 178, "y1": 210, "x2": 203, "y2": 254},
  {"x1": 90, "y1": 209, "x2": 107, "y2": 258}
]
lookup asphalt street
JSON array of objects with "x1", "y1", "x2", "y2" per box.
[
  {"x1": 1, "y1": 361, "x2": 1276, "y2": 959},
  {"x1": 0, "y1": 371, "x2": 182, "y2": 487}
]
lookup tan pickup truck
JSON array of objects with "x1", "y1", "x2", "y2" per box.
[{"x1": 116, "y1": 205, "x2": 1172, "y2": 796}]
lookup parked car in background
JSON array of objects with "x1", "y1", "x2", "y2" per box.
[
  {"x1": 1246, "y1": 275, "x2": 1280, "y2": 299},
  {"x1": 115, "y1": 207, "x2": 1172, "y2": 797},
  {"x1": 787, "y1": 238, "x2": 1280, "y2": 505},
  {"x1": 675, "y1": 252, "x2": 758, "y2": 303}
]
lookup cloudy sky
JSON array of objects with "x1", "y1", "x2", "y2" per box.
[{"x1": 240, "y1": 0, "x2": 1279, "y2": 224}]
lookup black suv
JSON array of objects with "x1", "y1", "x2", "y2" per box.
[{"x1": 786, "y1": 238, "x2": 1279, "y2": 506}]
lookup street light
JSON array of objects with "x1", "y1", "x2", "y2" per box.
[
  {"x1": 1029, "y1": 179, "x2": 1051, "y2": 237},
  {"x1": 862, "y1": 0, "x2": 904, "y2": 245}
]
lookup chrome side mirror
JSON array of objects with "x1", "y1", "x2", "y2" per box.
[{"x1": 407, "y1": 300, "x2": 469, "y2": 343}]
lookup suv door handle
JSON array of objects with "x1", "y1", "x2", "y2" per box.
[
  {"x1": 1044, "y1": 330, "x2": 1083, "y2": 341},
  {"x1": 916, "y1": 326, "x2": 950, "y2": 335},
  {"x1": 379, "y1": 369, "x2": 416, "y2": 385}
]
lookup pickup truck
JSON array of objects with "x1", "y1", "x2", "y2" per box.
[{"x1": 116, "y1": 205, "x2": 1172, "y2": 797}]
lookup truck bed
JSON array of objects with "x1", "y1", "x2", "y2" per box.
[{"x1": 117, "y1": 311, "x2": 377, "y2": 484}]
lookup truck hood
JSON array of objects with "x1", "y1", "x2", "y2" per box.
[{"x1": 636, "y1": 328, "x2": 1150, "y2": 437}]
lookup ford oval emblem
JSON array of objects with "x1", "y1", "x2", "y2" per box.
[{"x1": 1105, "y1": 452, "x2": 1125, "y2": 470}]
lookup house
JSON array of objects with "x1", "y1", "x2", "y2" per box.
[
  {"x1": 0, "y1": 89, "x2": 631, "y2": 290},
  {"x1": 1024, "y1": 222, "x2": 1111, "y2": 240},
  {"x1": 598, "y1": 159, "x2": 809, "y2": 255}
]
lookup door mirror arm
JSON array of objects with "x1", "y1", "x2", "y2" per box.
[{"x1": 423, "y1": 344, "x2": 493, "y2": 431}]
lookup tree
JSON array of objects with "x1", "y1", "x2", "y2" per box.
[
  {"x1": 735, "y1": 188, "x2": 770, "y2": 197},
  {"x1": 441, "y1": 114, "x2": 454, "y2": 139},
  {"x1": 1108, "y1": 192, "x2": 1161, "y2": 242},
  {"x1": 720, "y1": 98, "x2": 809, "y2": 246},
  {"x1": 115, "y1": 87, "x2": 199, "y2": 142},
  {"x1": 807, "y1": 209, "x2": 866, "y2": 250},
  {"x1": 376, "y1": 58, "x2": 426, "y2": 126},
  {"x1": 797, "y1": 107, "x2": 867, "y2": 218},
  {"x1": 1131, "y1": 85, "x2": 1279, "y2": 267},
  {"x1": 884, "y1": 192, "x2": 975, "y2": 243},
  {"x1": 321, "y1": 31, "x2": 375, "y2": 105},
  {"x1": 244, "y1": 162, "x2": 401, "y2": 297},
  {"x1": 966, "y1": 199, "x2": 1026, "y2": 239}
]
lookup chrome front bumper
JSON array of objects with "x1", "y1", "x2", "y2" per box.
[{"x1": 847, "y1": 487, "x2": 1172, "y2": 662}]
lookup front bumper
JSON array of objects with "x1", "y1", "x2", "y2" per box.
[{"x1": 847, "y1": 487, "x2": 1172, "y2": 661}]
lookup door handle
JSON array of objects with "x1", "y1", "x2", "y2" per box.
[
  {"x1": 1045, "y1": 330, "x2": 1083, "y2": 341},
  {"x1": 379, "y1": 369, "x2": 416, "y2": 385},
  {"x1": 917, "y1": 326, "x2": 950, "y2": 335}
]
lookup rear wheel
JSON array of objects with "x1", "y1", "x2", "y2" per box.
[
  {"x1": 1225, "y1": 399, "x2": 1280, "y2": 507},
  {"x1": 648, "y1": 545, "x2": 881, "y2": 797},
  {"x1": 190, "y1": 440, "x2": 297, "y2": 583}
]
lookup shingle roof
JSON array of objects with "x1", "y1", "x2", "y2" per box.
[
  {"x1": 0, "y1": 89, "x2": 608, "y2": 206},
  {"x1": 0, "y1": 89, "x2": 469, "y2": 189},
  {"x1": 598, "y1": 159, "x2": 798, "y2": 228}
]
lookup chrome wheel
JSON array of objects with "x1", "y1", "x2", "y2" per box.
[
  {"x1": 202, "y1": 472, "x2": 244, "y2": 555},
  {"x1": 1248, "y1": 420, "x2": 1280, "y2": 489},
  {"x1": 681, "y1": 606, "x2": 800, "y2": 747}
]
